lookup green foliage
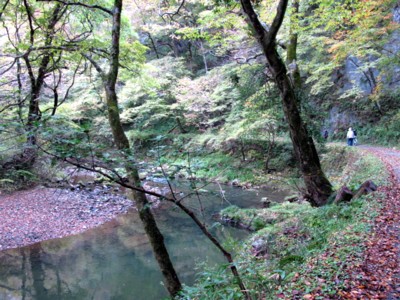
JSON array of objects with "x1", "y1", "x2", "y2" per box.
[
  {"x1": 0, "y1": 169, "x2": 37, "y2": 192},
  {"x1": 179, "y1": 148, "x2": 389, "y2": 299},
  {"x1": 356, "y1": 109, "x2": 400, "y2": 146},
  {"x1": 119, "y1": 56, "x2": 190, "y2": 135},
  {"x1": 178, "y1": 264, "x2": 244, "y2": 300},
  {"x1": 322, "y1": 145, "x2": 389, "y2": 189},
  {"x1": 180, "y1": 196, "x2": 380, "y2": 299},
  {"x1": 1, "y1": 1, "x2": 399, "y2": 298}
]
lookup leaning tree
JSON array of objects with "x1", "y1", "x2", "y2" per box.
[{"x1": 235, "y1": 0, "x2": 333, "y2": 206}]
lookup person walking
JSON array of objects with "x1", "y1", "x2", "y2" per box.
[
  {"x1": 323, "y1": 130, "x2": 329, "y2": 140},
  {"x1": 347, "y1": 127, "x2": 355, "y2": 146}
]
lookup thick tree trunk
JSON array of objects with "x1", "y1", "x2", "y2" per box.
[
  {"x1": 24, "y1": 56, "x2": 50, "y2": 158},
  {"x1": 266, "y1": 47, "x2": 332, "y2": 206},
  {"x1": 102, "y1": 0, "x2": 182, "y2": 296},
  {"x1": 240, "y1": 0, "x2": 333, "y2": 206}
]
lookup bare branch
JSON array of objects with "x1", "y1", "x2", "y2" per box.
[
  {"x1": 23, "y1": 0, "x2": 35, "y2": 45},
  {"x1": 160, "y1": 0, "x2": 185, "y2": 19},
  {"x1": 36, "y1": 0, "x2": 113, "y2": 15},
  {"x1": 82, "y1": 53, "x2": 105, "y2": 77},
  {"x1": 235, "y1": 52, "x2": 264, "y2": 64},
  {"x1": 37, "y1": 141, "x2": 252, "y2": 299},
  {"x1": 51, "y1": 58, "x2": 81, "y2": 115},
  {"x1": 0, "y1": 93, "x2": 28, "y2": 114},
  {"x1": 0, "y1": 0, "x2": 10, "y2": 21},
  {"x1": 266, "y1": 0, "x2": 288, "y2": 43},
  {"x1": 240, "y1": 0, "x2": 288, "y2": 47},
  {"x1": 0, "y1": 59, "x2": 17, "y2": 76}
]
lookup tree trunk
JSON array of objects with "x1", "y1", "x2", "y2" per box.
[
  {"x1": 199, "y1": 38, "x2": 208, "y2": 73},
  {"x1": 286, "y1": 0, "x2": 301, "y2": 90},
  {"x1": 267, "y1": 47, "x2": 332, "y2": 206},
  {"x1": 240, "y1": 0, "x2": 333, "y2": 206},
  {"x1": 22, "y1": 3, "x2": 64, "y2": 167},
  {"x1": 103, "y1": 0, "x2": 182, "y2": 296},
  {"x1": 104, "y1": 78, "x2": 182, "y2": 299}
]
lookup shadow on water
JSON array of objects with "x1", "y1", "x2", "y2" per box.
[{"x1": 0, "y1": 182, "x2": 287, "y2": 300}]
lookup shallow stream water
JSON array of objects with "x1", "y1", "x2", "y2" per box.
[{"x1": 0, "y1": 181, "x2": 286, "y2": 300}]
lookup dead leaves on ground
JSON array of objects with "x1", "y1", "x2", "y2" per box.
[{"x1": 281, "y1": 148, "x2": 400, "y2": 299}]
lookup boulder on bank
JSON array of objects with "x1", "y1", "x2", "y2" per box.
[
  {"x1": 251, "y1": 237, "x2": 268, "y2": 257},
  {"x1": 261, "y1": 197, "x2": 270, "y2": 208}
]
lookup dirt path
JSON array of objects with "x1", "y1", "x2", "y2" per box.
[
  {"x1": 360, "y1": 145, "x2": 400, "y2": 181},
  {"x1": 340, "y1": 145, "x2": 400, "y2": 299}
]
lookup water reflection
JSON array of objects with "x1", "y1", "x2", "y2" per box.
[{"x1": 0, "y1": 183, "x2": 286, "y2": 300}]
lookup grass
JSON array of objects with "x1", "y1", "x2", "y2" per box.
[
  {"x1": 159, "y1": 151, "x2": 273, "y2": 186},
  {"x1": 145, "y1": 132, "x2": 296, "y2": 188},
  {"x1": 178, "y1": 145, "x2": 390, "y2": 299},
  {"x1": 322, "y1": 145, "x2": 389, "y2": 189}
]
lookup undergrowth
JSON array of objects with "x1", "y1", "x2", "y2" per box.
[
  {"x1": 151, "y1": 136, "x2": 296, "y2": 187},
  {"x1": 177, "y1": 146, "x2": 389, "y2": 299},
  {"x1": 165, "y1": 152, "x2": 267, "y2": 184},
  {"x1": 0, "y1": 169, "x2": 37, "y2": 193}
]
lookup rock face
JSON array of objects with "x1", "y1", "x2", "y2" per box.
[
  {"x1": 326, "y1": 107, "x2": 357, "y2": 135},
  {"x1": 341, "y1": 4, "x2": 400, "y2": 94},
  {"x1": 394, "y1": 4, "x2": 400, "y2": 23},
  {"x1": 325, "y1": 4, "x2": 400, "y2": 132},
  {"x1": 333, "y1": 55, "x2": 379, "y2": 97},
  {"x1": 383, "y1": 29, "x2": 400, "y2": 88}
]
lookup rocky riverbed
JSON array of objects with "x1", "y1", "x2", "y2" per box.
[{"x1": 0, "y1": 185, "x2": 134, "y2": 251}]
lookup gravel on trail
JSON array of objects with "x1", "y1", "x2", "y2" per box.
[{"x1": 0, "y1": 186, "x2": 133, "y2": 251}]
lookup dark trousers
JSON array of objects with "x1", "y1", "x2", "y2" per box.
[{"x1": 347, "y1": 138, "x2": 354, "y2": 146}]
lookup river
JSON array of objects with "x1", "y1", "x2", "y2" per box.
[{"x1": 0, "y1": 181, "x2": 287, "y2": 300}]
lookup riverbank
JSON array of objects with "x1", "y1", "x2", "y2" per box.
[
  {"x1": 0, "y1": 186, "x2": 133, "y2": 251},
  {"x1": 0, "y1": 146, "x2": 400, "y2": 299},
  {"x1": 0, "y1": 169, "x2": 287, "y2": 252},
  {"x1": 178, "y1": 145, "x2": 398, "y2": 299}
]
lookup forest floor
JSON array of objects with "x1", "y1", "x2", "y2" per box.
[{"x1": 334, "y1": 145, "x2": 400, "y2": 299}]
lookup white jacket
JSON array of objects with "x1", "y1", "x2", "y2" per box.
[{"x1": 347, "y1": 130, "x2": 355, "y2": 139}]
